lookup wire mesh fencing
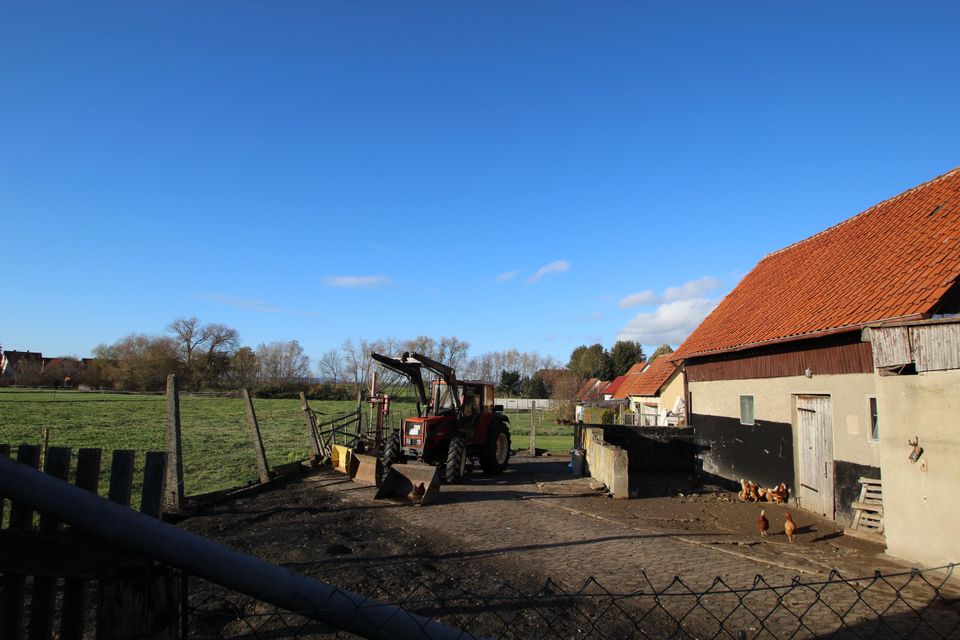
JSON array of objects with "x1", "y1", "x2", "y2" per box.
[{"x1": 184, "y1": 563, "x2": 960, "y2": 639}]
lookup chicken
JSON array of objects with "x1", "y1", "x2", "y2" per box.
[
  {"x1": 784, "y1": 512, "x2": 797, "y2": 543},
  {"x1": 768, "y1": 482, "x2": 789, "y2": 504},
  {"x1": 757, "y1": 509, "x2": 769, "y2": 538},
  {"x1": 410, "y1": 482, "x2": 426, "y2": 504},
  {"x1": 738, "y1": 479, "x2": 750, "y2": 502},
  {"x1": 747, "y1": 481, "x2": 761, "y2": 503},
  {"x1": 757, "y1": 486, "x2": 769, "y2": 502}
]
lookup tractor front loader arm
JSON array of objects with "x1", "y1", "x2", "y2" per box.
[{"x1": 370, "y1": 352, "x2": 429, "y2": 416}]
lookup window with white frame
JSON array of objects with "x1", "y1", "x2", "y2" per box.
[
  {"x1": 868, "y1": 396, "x2": 879, "y2": 441},
  {"x1": 740, "y1": 395, "x2": 755, "y2": 425}
]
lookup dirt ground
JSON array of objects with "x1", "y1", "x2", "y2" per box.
[{"x1": 176, "y1": 453, "x2": 955, "y2": 638}]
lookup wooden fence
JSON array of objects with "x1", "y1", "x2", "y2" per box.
[{"x1": 0, "y1": 443, "x2": 180, "y2": 640}]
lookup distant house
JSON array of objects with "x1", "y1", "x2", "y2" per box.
[
  {"x1": 575, "y1": 378, "x2": 609, "y2": 402},
  {"x1": 606, "y1": 362, "x2": 647, "y2": 401},
  {"x1": 0, "y1": 350, "x2": 44, "y2": 384},
  {"x1": 671, "y1": 167, "x2": 960, "y2": 560},
  {"x1": 618, "y1": 357, "x2": 685, "y2": 426},
  {"x1": 602, "y1": 374, "x2": 628, "y2": 401}
]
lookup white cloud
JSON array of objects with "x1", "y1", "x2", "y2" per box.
[
  {"x1": 663, "y1": 276, "x2": 722, "y2": 302},
  {"x1": 496, "y1": 270, "x2": 520, "y2": 283},
  {"x1": 527, "y1": 260, "x2": 570, "y2": 283},
  {"x1": 617, "y1": 290, "x2": 657, "y2": 309},
  {"x1": 323, "y1": 275, "x2": 392, "y2": 288},
  {"x1": 197, "y1": 293, "x2": 318, "y2": 317},
  {"x1": 617, "y1": 298, "x2": 719, "y2": 345}
]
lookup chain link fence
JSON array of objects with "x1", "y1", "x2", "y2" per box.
[{"x1": 185, "y1": 563, "x2": 959, "y2": 639}]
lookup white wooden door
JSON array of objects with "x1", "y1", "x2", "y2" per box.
[{"x1": 797, "y1": 395, "x2": 834, "y2": 518}]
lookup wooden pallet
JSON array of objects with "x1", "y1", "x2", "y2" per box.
[{"x1": 844, "y1": 476, "x2": 885, "y2": 544}]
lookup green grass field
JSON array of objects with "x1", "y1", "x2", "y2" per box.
[{"x1": 0, "y1": 389, "x2": 573, "y2": 497}]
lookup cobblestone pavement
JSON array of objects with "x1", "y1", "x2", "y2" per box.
[
  {"x1": 322, "y1": 454, "x2": 922, "y2": 592},
  {"x1": 296, "y1": 455, "x2": 959, "y2": 637}
]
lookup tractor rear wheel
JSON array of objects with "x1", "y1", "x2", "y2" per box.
[
  {"x1": 381, "y1": 432, "x2": 404, "y2": 469},
  {"x1": 480, "y1": 421, "x2": 511, "y2": 474},
  {"x1": 444, "y1": 434, "x2": 467, "y2": 484}
]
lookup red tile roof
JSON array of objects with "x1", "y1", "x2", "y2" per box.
[
  {"x1": 674, "y1": 168, "x2": 960, "y2": 359},
  {"x1": 576, "y1": 378, "x2": 610, "y2": 401},
  {"x1": 619, "y1": 357, "x2": 678, "y2": 397},
  {"x1": 603, "y1": 375, "x2": 628, "y2": 397},
  {"x1": 608, "y1": 362, "x2": 648, "y2": 399},
  {"x1": 623, "y1": 362, "x2": 647, "y2": 376}
]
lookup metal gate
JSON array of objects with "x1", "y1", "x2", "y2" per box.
[{"x1": 797, "y1": 395, "x2": 834, "y2": 518}]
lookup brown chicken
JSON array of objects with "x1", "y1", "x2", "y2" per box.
[
  {"x1": 410, "y1": 483, "x2": 426, "y2": 504},
  {"x1": 758, "y1": 509, "x2": 769, "y2": 537},
  {"x1": 784, "y1": 512, "x2": 797, "y2": 543},
  {"x1": 748, "y1": 482, "x2": 761, "y2": 502},
  {"x1": 768, "y1": 482, "x2": 789, "y2": 504},
  {"x1": 738, "y1": 479, "x2": 750, "y2": 502}
]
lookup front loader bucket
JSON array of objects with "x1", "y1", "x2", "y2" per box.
[
  {"x1": 374, "y1": 464, "x2": 440, "y2": 506},
  {"x1": 349, "y1": 453, "x2": 381, "y2": 486}
]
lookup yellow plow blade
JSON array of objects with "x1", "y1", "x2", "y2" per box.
[{"x1": 331, "y1": 445, "x2": 352, "y2": 474}]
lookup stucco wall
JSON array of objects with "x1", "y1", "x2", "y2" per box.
[
  {"x1": 689, "y1": 373, "x2": 879, "y2": 468},
  {"x1": 689, "y1": 373, "x2": 881, "y2": 522},
  {"x1": 876, "y1": 369, "x2": 960, "y2": 567}
]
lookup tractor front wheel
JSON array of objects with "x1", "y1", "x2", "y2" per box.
[
  {"x1": 444, "y1": 434, "x2": 467, "y2": 484},
  {"x1": 381, "y1": 432, "x2": 404, "y2": 469},
  {"x1": 480, "y1": 421, "x2": 511, "y2": 474}
]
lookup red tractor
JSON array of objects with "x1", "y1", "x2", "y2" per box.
[{"x1": 371, "y1": 352, "x2": 511, "y2": 484}]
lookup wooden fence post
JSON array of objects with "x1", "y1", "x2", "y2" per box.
[
  {"x1": 529, "y1": 400, "x2": 537, "y2": 455},
  {"x1": 165, "y1": 374, "x2": 185, "y2": 511},
  {"x1": 0, "y1": 445, "x2": 40, "y2": 640},
  {"x1": 60, "y1": 448, "x2": 103, "y2": 640},
  {"x1": 242, "y1": 388, "x2": 271, "y2": 483},
  {"x1": 98, "y1": 450, "x2": 180, "y2": 640},
  {"x1": 28, "y1": 446, "x2": 72, "y2": 640}
]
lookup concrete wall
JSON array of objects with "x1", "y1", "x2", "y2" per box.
[
  {"x1": 876, "y1": 369, "x2": 960, "y2": 567},
  {"x1": 582, "y1": 427, "x2": 629, "y2": 498},
  {"x1": 689, "y1": 373, "x2": 880, "y2": 521},
  {"x1": 596, "y1": 426, "x2": 697, "y2": 473}
]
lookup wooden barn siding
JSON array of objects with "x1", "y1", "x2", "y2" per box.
[
  {"x1": 870, "y1": 326, "x2": 911, "y2": 368},
  {"x1": 869, "y1": 322, "x2": 960, "y2": 372},
  {"x1": 913, "y1": 323, "x2": 960, "y2": 372},
  {"x1": 686, "y1": 333, "x2": 873, "y2": 383}
]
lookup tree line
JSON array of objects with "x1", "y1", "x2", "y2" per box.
[{"x1": 5, "y1": 321, "x2": 673, "y2": 400}]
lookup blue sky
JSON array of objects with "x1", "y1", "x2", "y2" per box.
[{"x1": 3, "y1": 1, "x2": 959, "y2": 365}]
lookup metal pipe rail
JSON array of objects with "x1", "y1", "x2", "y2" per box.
[{"x1": 0, "y1": 455, "x2": 480, "y2": 640}]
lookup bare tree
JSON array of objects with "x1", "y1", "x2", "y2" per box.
[
  {"x1": 228, "y1": 346, "x2": 259, "y2": 389},
  {"x1": 167, "y1": 317, "x2": 239, "y2": 388},
  {"x1": 256, "y1": 340, "x2": 310, "y2": 389},
  {"x1": 317, "y1": 349, "x2": 344, "y2": 383},
  {"x1": 93, "y1": 334, "x2": 181, "y2": 391},
  {"x1": 168, "y1": 317, "x2": 203, "y2": 366}
]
